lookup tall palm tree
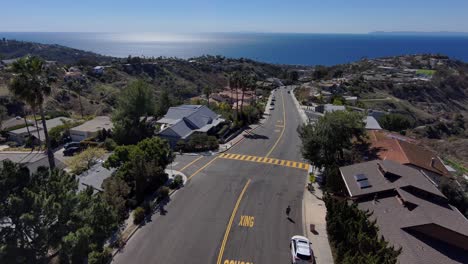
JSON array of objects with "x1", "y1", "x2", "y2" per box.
[
  {"x1": 9, "y1": 56, "x2": 55, "y2": 169},
  {"x1": 66, "y1": 78, "x2": 86, "y2": 118}
]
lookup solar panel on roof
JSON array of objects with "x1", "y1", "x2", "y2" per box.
[
  {"x1": 354, "y1": 173, "x2": 367, "y2": 181},
  {"x1": 357, "y1": 179, "x2": 372, "y2": 189}
]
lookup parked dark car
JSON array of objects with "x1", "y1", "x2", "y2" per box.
[
  {"x1": 63, "y1": 146, "x2": 81, "y2": 156},
  {"x1": 64, "y1": 141, "x2": 80, "y2": 150}
]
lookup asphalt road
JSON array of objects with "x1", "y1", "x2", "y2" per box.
[{"x1": 113, "y1": 86, "x2": 308, "y2": 264}]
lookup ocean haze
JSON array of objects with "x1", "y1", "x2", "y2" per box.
[{"x1": 1, "y1": 32, "x2": 468, "y2": 66}]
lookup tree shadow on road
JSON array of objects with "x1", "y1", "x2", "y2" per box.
[{"x1": 244, "y1": 133, "x2": 269, "y2": 140}]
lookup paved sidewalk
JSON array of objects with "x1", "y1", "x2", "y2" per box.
[
  {"x1": 292, "y1": 86, "x2": 334, "y2": 263},
  {"x1": 302, "y1": 183, "x2": 334, "y2": 264}
]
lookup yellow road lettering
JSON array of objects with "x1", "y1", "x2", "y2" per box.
[
  {"x1": 224, "y1": 260, "x2": 253, "y2": 264},
  {"x1": 238, "y1": 215, "x2": 254, "y2": 227}
]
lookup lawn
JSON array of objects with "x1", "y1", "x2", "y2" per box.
[{"x1": 416, "y1": 69, "x2": 436, "y2": 76}]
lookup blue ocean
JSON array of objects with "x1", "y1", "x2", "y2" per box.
[{"x1": 1, "y1": 32, "x2": 468, "y2": 66}]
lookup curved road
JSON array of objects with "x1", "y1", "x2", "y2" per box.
[{"x1": 113, "y1": 86, "x2": 307, "y2": 264}]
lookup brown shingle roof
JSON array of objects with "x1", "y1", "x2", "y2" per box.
[
  {"x1": 368, "y1": 130, "x2": 449, "y2": 177},
  {"x1": 341, "y1": 160, "x2": 468, "y2": 264}
]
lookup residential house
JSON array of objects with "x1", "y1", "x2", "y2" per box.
[
  {"x1": 1, "y1": 117, "x2": 33, "y2": 131},
  {"x1": 368, "y1": 130, "x2": 450, "y2": 185},
  {"x1": 0, "y1": 152, "x2": 65, "y2": 173},
  {"x1": 157, "y1": 105, "x2": 225, "y2": 148},
  {"x1": 340, "y1": 160, "x2": 468, "y2": 264},
  {"x1": 69, "y1": 116, "x2": 113, "y2": 142},
  {"x1": 8, "y1": 117, "x2": 72, "y2": 145},
  {"x1": 77, "y1": 163, "x2": 114, "y2": 192},
  {"x1": 364, "y1": 116, "x2": 382, "y2": 130},
  {"x1": 211, "y1": 89, "x2": 255, "y2": 106},
  {"x1": 64, "y1": 67, "x2": 85, "y2": 82},
  {"x1": 92, "y1": 66, "x2": 104, "y2": 75},
  {"x1": 314, "y1": 104, "x2": 345, "y2": 114}
]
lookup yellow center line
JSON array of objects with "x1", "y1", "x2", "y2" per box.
[
  {"x1": 265, "y1": 90, "x2": 286, "y2": 157},
  {"x1": 186, "y1": 157, "x2": 219, "y2": 181},
  {"x1": 216, "y1": 179, "x2": 251, "y2": 264},
  {"x1": 179, "y1": 156, "x2": 204, "y2": 172}
]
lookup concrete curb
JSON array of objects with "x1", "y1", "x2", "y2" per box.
[
  {"x1": 218, "y1": 91, "x2": 274, "y2": 153},
  {"x1": 291, "y1": 86, "x2": 309, "y2": 125}
]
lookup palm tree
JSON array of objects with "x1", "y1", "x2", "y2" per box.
[
  {"x1": 203, "y1": 86, "x2": 212, "y2": 107},
  {"x1": 9, "y1": 56, "x2": 55, "y2": 169},
  {"x1": 66, "y1": 78, "x2": 86, "y2": 118}
]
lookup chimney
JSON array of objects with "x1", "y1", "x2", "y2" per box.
[{"x1": 430, "y1": 157, "x2": 435, "y2": 168}]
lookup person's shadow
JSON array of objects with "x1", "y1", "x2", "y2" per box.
[{"x1": 287, "y1": 217, "x2": 295, "y2": 223}]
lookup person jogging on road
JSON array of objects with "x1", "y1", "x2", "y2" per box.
[{"x1": 286, "y1": 205, "x2": 291, "y2": 217}]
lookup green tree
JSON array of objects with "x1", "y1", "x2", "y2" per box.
[
  {"x1": 66, "y1": 78, "x2": 88, "y2": 118},
  {"x1": 88, "y1": 248, "x2": 112, "y2": 264},
  {"x1": 324, "y1": 195, "x2": 401, "y2": 264},
  {"x1": 61, "y1": 187, "x2": 117, "y2": 263},
  {"x1": 0, "y1": 162, "x2": 78, "y2": 262},
  {"x1": 156, "y1": 90, "x2": 171, "y2": 118},
  {"x1": 9, "y1": 56, "x2": 55, "y2": 168},
  {"x1": 378, "y1": 114, "x2": 412, "y2": 132},
  {"x1": 112, "y1": 80, "x2": 156, "y2": 145},
  {"x1": 102, "y1": 176, "x2": 131, "y2": 220},
  {"x1": 66, "y1": 147, "x2": 106, "y2": 175},
  {"x1": 105, "y1": 137, "x2": 174, "y2": 203},
  {"x1": 0, "y1": 105, "x2": 7, "y2": 131},
  {"x1": 298, "y1": 111, "x2": 365, "y2": 191},
  {"x1": 203, "y1": 86, "x2": 212, "y2": 106}
]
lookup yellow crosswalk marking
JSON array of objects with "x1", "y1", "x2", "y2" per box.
[{"x1": 219, "y1": 153, "x2": 309, "y2": 171}]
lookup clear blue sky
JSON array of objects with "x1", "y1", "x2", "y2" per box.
[{"x1": 2, "y1": 0, "x2": 468, "y2": 33}]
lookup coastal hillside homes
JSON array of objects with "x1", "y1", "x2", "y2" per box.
[
  {"x1": 340, "y1": 160, "x2": 468, "y2": 264},
  {"x1": 92, "y1": 66, "x2": 105, "y2": 75},
  {"x1": 70, "y1": 116, "x2": 113, "y2": 142},
  {"x1": 8, "y1": 117, "x2": 72, "y2": 145},
  {"x1": 156, "y1": 105, "x2": 225, "y2": 148},
  {"x1": 64, "y1": 66, "x2": 85, "y2": 82},
  {"x1": 0, "y1": 152, "x2": 65, "y2": 173},
  {"x1": 368, "y1": 130, "x2": 450, "y2": 185},
  {"x1": 211, "y1": 89, "x2": 255, "y2": 106}
]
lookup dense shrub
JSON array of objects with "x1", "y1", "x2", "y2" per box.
[
  {"x1": 170, "y1": 175, "x2": 184, "y2": 189},
  {"x1": 379, "y1": 114, "x2": 413, "y2": 132},
  {"x1": 103, "y1": 138, "x2": 117, "y2": 151},
  {"x1": 158, "y1": 186, "x2": 170, "y2": 201},
  {"x1": 88, "y1": 248, "x2": 112, "y2": 264},
  {"x1": 180, "y1": 133, "x2": 219, "y2": 152},
  {"x1": 133, "y1": 207, "x2": 146, "y2": 225}
]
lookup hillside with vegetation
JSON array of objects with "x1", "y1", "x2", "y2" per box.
[
  {"x1": 297, "y1": 54, "x2": 468, "y2": 167},
  {"x1": 0, "y1": 40, "x2": 287, "y2": 120}
]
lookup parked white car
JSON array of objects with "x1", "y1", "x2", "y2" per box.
[{"x1": 290, "y1": 235, "x2": 314, "y2": 263}]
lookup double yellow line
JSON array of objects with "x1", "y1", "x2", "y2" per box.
[
  {"x1": 265, "y1": 89, "x2": 287, "y2": 157},
  {"x1": 216, "y1": 179, "x2": 251, "y2": 264}
]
